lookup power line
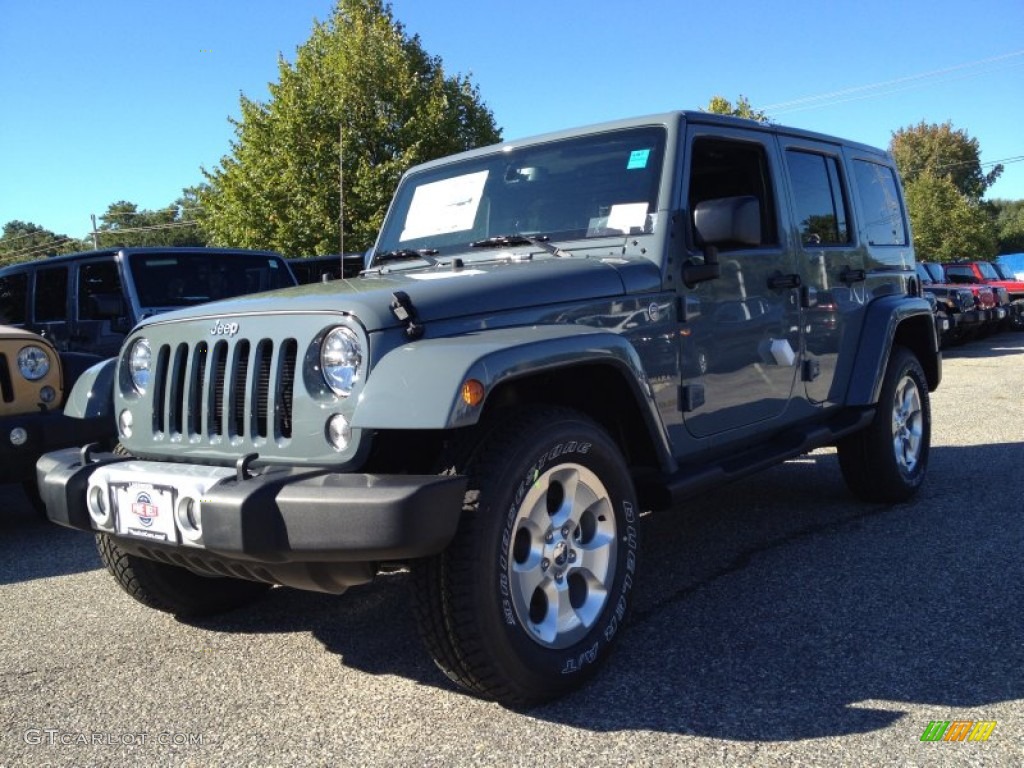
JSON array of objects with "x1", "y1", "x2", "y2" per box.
[
  {"x1": 764, "y1": 49, "x2": 1024, "y2": 115},
  {"x1": 2, "y1": 220, "x2": 202, "y2": 262}
]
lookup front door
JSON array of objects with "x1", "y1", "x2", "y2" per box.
[
  {"x1": 72, "y1": 257, "x2": 130, "y2": 357},
  {"x1": 680, "y1": 129, "x2": 802, "y2": 439}
]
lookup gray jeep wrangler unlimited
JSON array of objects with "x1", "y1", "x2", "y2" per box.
[{"x1": 38, "y1": 112, "x2": 939, "y2": 706}]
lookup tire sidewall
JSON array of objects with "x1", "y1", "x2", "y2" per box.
[
  {"x1": 884, "y1": 351, "x2": 930, "y2": 492},
  {"x1": 470, "y1": 415, "x2": 639, "y2": 695}
]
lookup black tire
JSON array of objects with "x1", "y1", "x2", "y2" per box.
[
  {"x1": 837, "y1": 346, "x2": 931, "y2": 503},
  {"x1": 96, "y1": 533, "x2": 270, "y2": 617},
  {"x1": 410, "y1": 407, "x2": 639, "y2": 706}
]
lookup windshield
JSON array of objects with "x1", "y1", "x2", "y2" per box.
[
  {"x1": 375, "y1": 126, "x2": 666, "y2": 259},
  {"x1": 128, "y1": 252, "x2": 295, "y2": 308},
  {"x1": 921, "y1": 262, "x2": 945, "y2": 282},
  {"x1": 976, "y1": 262, "x2": 1000, "y2": 280}
]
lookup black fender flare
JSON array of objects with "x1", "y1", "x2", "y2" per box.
[{"x1": 843, "y1": 296, "x2": 940, "y2": 406}]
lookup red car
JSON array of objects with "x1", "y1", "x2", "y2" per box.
[
  {"x1": 918, "y1": 262, "x2": 1002, "y2": 338},
  {"x1": 944, "y1": 260, "x2": 1024, "y2": 330}
]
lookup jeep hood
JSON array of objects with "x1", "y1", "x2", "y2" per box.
[{"x1": 135, "y1": 257, "x2": 661, "y2": 333}]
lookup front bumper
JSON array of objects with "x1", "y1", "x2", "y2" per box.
[
  {"x1": 37, "y1": 448, "x2": 467, "y2": 592},
  {"x1": 956, "y1": 308, "x2": 986, "y2": 327},
  {"x1": 0, "y1": 411, "x2": 112, "y2": 485}
]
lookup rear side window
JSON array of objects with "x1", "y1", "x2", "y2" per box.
[
  {"x1": 0, "y1": 273, "x2": 28, "y2": 324},
  {"x1": 852, "y1": 160, "x2": 907, "y2": 246},
  {"x1": 35, "y1": 266, "x2": 69, "y2": 322},
  {"x1": 786, "y1": 150, "x2": 850, "y2": 245},
  {"x1": 78, "y1": 260, "x2": 124, "y2": 320}
]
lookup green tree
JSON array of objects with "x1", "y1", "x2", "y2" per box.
[
  {"x1": 904, "y1": 172, "x2": 997, "y2": 262},
  {"x1": 0, "y1": 220, "x2": 86, "y2": 265},
  {"x1": 890, "y1": 121, "x2": 1002, "y2": 200},
  {"x1": 986, "y1": 198, "x2": 1024, "y2": 254},
  {"x1": 94, "y1": 198, "x2": 206, "y2": 248},
  {"x1": 702, "y1": 95, "x2": 769, "y2": 122},
  {"x1": 200, "y1": 0, "x2": 501, "y2": 256}
]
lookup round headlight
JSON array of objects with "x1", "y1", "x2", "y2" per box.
[
  {"x1": 128, "y1": 338, "x2": 152, "y2": 393},
  {"x1": 321, "y1": 327, "x2": 362, "y2": 397},
  {"x1": 17, "y1": 345, "x2": 51, "y2": 381}
]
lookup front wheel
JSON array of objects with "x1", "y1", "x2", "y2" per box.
[
  {"x1": 411, "y1": 407, "x2": 639, "y2": 706},
  {"x1": 837, "y1": 346, "x2": 931, "y2": 503},
  {"x1": 97, "y1": 534, "x2": 271, "y2": 617}
]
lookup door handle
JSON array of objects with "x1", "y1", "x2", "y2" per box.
[{"x1": 767, "y1": 272, "x2": 802, "y2": 291}]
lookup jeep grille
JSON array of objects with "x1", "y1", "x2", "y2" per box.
[
  {"x1": 151, "y1": 337, "x2": 297, "y2": 442},
  {"x1": 0, "y1": 354, "x2": 13, "y2": 403}
]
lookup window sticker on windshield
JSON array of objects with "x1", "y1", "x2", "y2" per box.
[
  {"x1": 400, "y1": 170, "x2": 489, "y2": 242},
  {"x1": 627, "y1": 149, "x2": 651, "y2": 170},
  {"x1": 605, "y1": 202, "x2": 650, "y2": 234}
]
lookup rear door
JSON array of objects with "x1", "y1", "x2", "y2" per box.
[
  {"x1": 778, "y1": 137, "x2": 865, "y2": 405},
  {"x1": 30, "y1": 265, "x2": 72, "y2": 351}
]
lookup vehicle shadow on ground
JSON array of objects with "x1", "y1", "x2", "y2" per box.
[
  {"x1": 942, "y1": 330, "x2": 1024, "y2": 359},
  {"x1": 0, "y1": 485, "x2": 103, "y2": 585},
  {"x1": 188, "y1": 441, "x2": 1023, "y2": 741}
]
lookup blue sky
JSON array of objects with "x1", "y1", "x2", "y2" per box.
[{"x1": 2, "y1": 0, "x2": 1023, "y2": 245}]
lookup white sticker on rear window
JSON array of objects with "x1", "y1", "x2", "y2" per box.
[{"x1": 400, "y1": 170, "x2": 489, "y2": 242}]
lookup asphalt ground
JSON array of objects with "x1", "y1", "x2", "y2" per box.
[{"x1": 1, "y1": 332, "x2": 1022, "y2": 767}]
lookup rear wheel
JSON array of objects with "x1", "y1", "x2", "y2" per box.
[
  {"x1": 411, "y1": 407, "x2": 639, "y2": 706},
  {"x1": 97, "y1": 533, "x2": 270, "y2": 617},
  {"x1": 837, "y1": 346, "x2": 930, "y2": 502}
]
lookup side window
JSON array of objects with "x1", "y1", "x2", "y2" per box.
[
  {"x1": 785, "y1": 150, "x2": 850, "y2": 245},
  {"x1": 852, "y1": 160, "x2": 907, "y2": 246},
  {"x1": 35, "y1": 267, "x2": 69, "y2": 322},
  {"x1": 78, "y1": 260, "x2": 124, "y2": 320},
  {"x1": 688, "y1": 138, "x2": 778, "y2": 248},
  {"x1": 0, "y1": 273, "x2": 28, "y2": 324}
]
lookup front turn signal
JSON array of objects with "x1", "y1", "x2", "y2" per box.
[{"x1": 461, "y1": 379, "x2": 485, "y2": 407}]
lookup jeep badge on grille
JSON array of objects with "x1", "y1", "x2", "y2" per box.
[{"x1": 210, "y1": 321, "x2": 240, "y2": 337}]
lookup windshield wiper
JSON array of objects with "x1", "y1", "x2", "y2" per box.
[
  {"x1": 371, "y1": 248, "x2": 439, "y2": 267},
  {"x1": 469, "y1": 234, "x2": 570, "y2": 258}
]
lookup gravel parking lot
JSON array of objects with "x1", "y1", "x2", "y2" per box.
[{"x1": 2, "y1": 334, "x2": 1022, "y2": 767}]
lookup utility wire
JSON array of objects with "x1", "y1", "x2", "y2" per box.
[
  {"x1": 2, "y1": 220, "x2": 202, "y2": 262},
  {"x1": 764, "y1": 49, "x2": 1024, "y2": 114}
]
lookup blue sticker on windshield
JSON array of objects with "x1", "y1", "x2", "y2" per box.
[{"x1": 627, "y1": 149, "x2": 651, "y2": 170}]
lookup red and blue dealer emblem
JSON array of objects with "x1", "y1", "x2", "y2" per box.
[{"x1": 131, "y1": 492, "x2": 159, "y2": 527}]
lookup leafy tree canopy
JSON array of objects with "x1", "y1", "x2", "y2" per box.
[
  {"x1": 200, "y1": 0, "x2": 501, "y2": 256},
  {"x1": 95, "y1": 197, "x2": 206, "y2": 248},
  {"x1": 0, "y1": 220, "x2": 86, "y2": 265},
  {"x1": 890, "y1": 120, "x2": 1002, "y2": 201},
  {"x1": 985, "y1": 198, "x2": 1024, "y2": 254},
  {"x1": 904, "y1": 172, "x2": 997, "y2": 262},
  {"x1": 702, "y1": 95, "x2": 769, "y2": 122}
]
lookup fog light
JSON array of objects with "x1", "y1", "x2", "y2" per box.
[
  {"x1": 9, "y1": 427, "x2": 28, "y2": 446},
  {"x1": 326, "y1": 413, "x2": 351, "y2": 451},
  {"x1": 87, "y1": 484, "x2": 113, "y2": 527},
  {"x1": 119, "y1": 409, "x2": 134, "y2": 438},
  {"x1": 175, "y1": 496, "x2": 203, "y2": 543},
  {"x1": 39, "y1": 386, "x2": 57, "y2": 404}
]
